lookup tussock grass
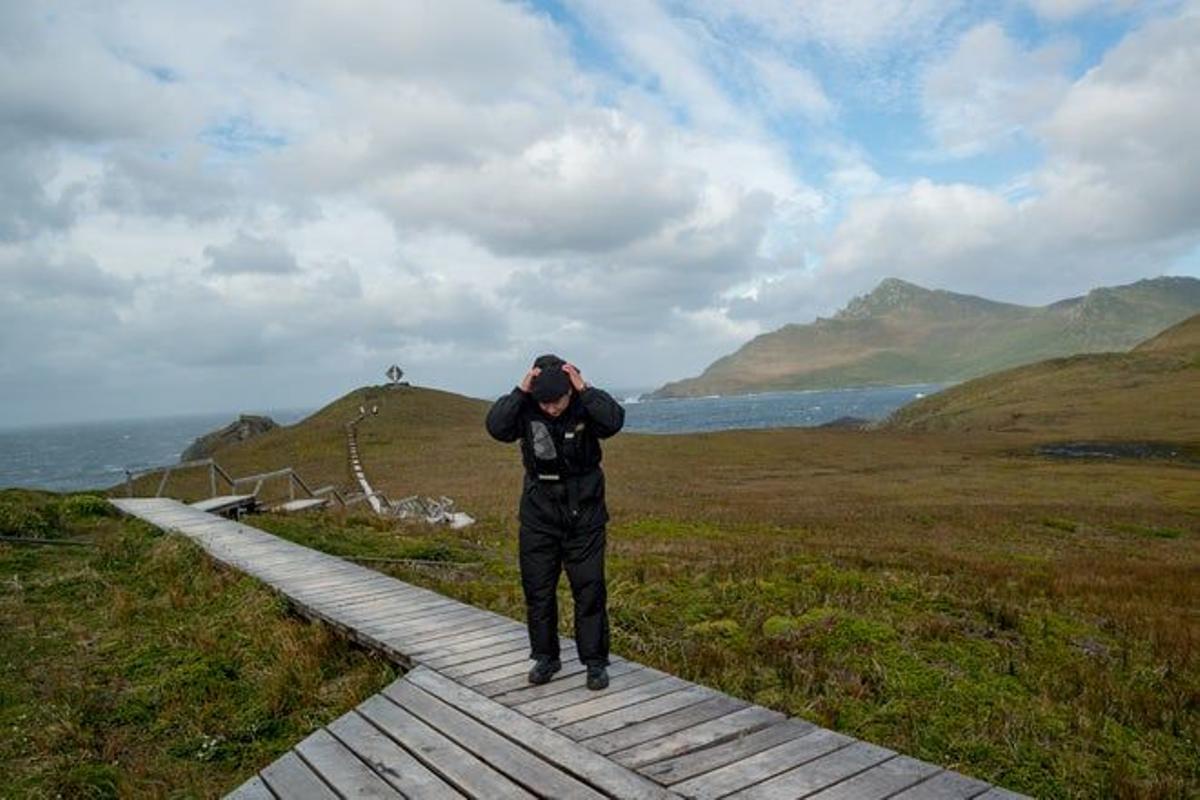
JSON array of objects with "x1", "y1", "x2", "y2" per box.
[
  {"x1": 110, "y1": 375, "x2": 1199, "y2": 798},
  {"x1": 0, "y1": 490, "x2": 395, "y2": 798}
]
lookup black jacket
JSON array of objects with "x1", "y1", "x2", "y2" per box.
[{"x1": 486, "y1": 385, "x2": 625, "y2": 534}]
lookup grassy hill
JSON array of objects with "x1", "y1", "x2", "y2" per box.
[
  {"x1": 650, "y1": 276, "x2": 1200, "y2": 398},
  {"x1": 885, "y1": 312, "x2": 1200, "y2": 443},
  {"x1": 109, "y1": 376, "x2": 1200, "y2": 797}
]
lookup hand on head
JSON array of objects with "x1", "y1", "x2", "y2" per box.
[
  {"x1": 562, "y1": 363, "x2": 587, "y2": 392},
  {"x1": 519, "y1": 367, "x2": 542, "y2": 394}
]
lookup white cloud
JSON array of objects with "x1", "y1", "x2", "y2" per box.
[
  {"x1": 922, "y1": 23, "x2": 1075, "y2": 156},
  {"x1": 822, "y1": 5, "x2": 1200, "y2": 301},
  {"x1": 748, "y1": 53, "x2": 834, "y2": 120},
  {"x1": 1, "y1": 0, "x2": 1197, "y2": 424},
  {"x1": 376, "y1": 112, "x2": 703, "y2": 256}
]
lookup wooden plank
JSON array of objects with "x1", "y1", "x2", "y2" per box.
[
  {"x1": 441, "y1": 648, "x2": 540, "y2": 679},
  {"x1": 558, "y1": 684, "x2": 717, "y2": 742},
  {"x1": 302, "y1": 583, "x2": 427, "y2": 604},
  {"x1": 325, "y1": 711, "x2": 465, "y2": 800},
  {"x1": 368, "y1": 606, "x2": 496, "y2": 636},
  {"x1": 293, "y1": 728, "x2": 403, "y2": 798},
  {"x1": 804, "y1": 756, "x2": 942, "y2": 800},
  {"x1": 312, "y1": 592, "x2": 444, "y2": 618},
  {"x1": 250, "y1": 563, "x2": 366, "y2": 583},
  {"x1": 286, "y1": 573, "x2": 407, "y2": 593},
  {"x1": 190, "y1": 495, "x2": 256, "y2": 514},
  {"x1": 375, "y1": 617, "x2": 509, "y2": 649},
  {"x1": 585, "y1": 694, "x2": 749, "y2": 755},
  {"x1": 356, "y1": 693, "x2": 536, "y2": 799},
  {"x1": 390, "y1": 618, "x2": 524, "y2": 652},
  {"x1": 635, "y1": 718, "x2": 819, "y2": 782},
  {"x1": 667, "y1": 728, "x2": 852, "y2": 798},
  {"x1": 890, "y1": 770, "x2": 993, "y2": 799},
  {"x1": 450, "y1": 654, "x2": 553, "y2": 687},
  {"x1": 421, "y1": 637, "x2": 530, "y2": 670},
  {"x1": 411, "y1": 627, "x2": 529, "y2": 660},
  {"x1": 350, "y1": 600, "x2": 475, "y2": 628},
  {"x1": 399, "y1": 608, "x2": 518, "y2": 632},
  {"x1": 386, "y1": 679, "x2": 607, "y2": 800},
  {"x1": 474, "y1": 658, "x2": 589, "y2": 696},
  {"x1": 511, "y1": 667, "x2": 666, "y2": 717},
  {"x1": 224, "y1": 775, "x2": 273, "y2": 800},
  {"x1": 299, "y1": 585, "x2": 421, "y2": 609},
  {"x1": 260, "y1": 751, "x2": 339, "y2": 799},
  {"x1": 611, "y1": 705, "x2": 785, "y2": 769},
  {"x1": 269, "y1": 569, "x2": 395, "y2": 591},
  {"x1": 310, "y1": 590, "x2": 451, "y2": 616},
  {"x1": 337, "y1": 598, "x2": 463, "y2": 626},
  {"x1": 722, "y1": 741, "x2": 896, "y2": 800},
  {"x1": 534, "y1": 676, "x2": 691, "y2": 729},
  {"x1": 405, "y1": 667, "x2": 678, "y2": 800}
]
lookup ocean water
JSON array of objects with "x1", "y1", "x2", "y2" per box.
[
  {"x1": 0, "y1": 409, "x2": 313, "y2": 493},
  {"x1": 620, "y1": 384, "x2": 946, "y2": 434},
  {"x1": 0, "y1": 385, "x2": 944, "y2": 492}
]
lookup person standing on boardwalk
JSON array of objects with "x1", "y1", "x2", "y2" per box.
[{"x1": 485, "y1": 354, "x2": 626, "y2": 690}]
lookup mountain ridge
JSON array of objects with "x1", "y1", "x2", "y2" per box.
[{"x1": 648, "y1": 275, "x2": 1200, "y2": 399}]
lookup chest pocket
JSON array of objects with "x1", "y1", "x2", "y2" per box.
[
  {"x1": 561, "y1": 421, "x2": 587, "y2": 469},
  {"x1": 529, "y1": 420, "x2": 558, "y2": 462}
]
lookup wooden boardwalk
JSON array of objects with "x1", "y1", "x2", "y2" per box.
[{"x1": 111, "y1": 498, "x2": 1027, "y2": 800}]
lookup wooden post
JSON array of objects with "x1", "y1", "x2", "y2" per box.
[
  {"x1": 288, "y1": 472, "x2": 296, "y2": 501},
  {"x1": 126, "y1": 470, "x2": 134, "y2": 497},
  {"x1": 209, "y1": 463, "x2": 217, "y2": 498}
]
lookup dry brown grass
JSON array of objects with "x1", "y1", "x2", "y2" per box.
[{"x1": 112, "y1": 381, "x2": 1199, "y2": 797}]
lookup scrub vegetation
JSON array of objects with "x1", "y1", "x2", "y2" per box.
[
  {"x1": 0, "y1": 489, "x2": 395, "y2": 799},
  {"x1": 87, "y1": 315, "x2": 1200, "y2": 796}
]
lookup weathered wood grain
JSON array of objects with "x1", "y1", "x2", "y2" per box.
[
  {"x1": 406, "y1": 667, "x2": 678, "y2": 800},
  {"x1": 325, "y1": 711, "x2": 465, "y2": 799},
  {"x1": 722, "y1": 741, "x2": 896, "y2": 799},
  {"x1": 386, "y1": 679, "x2": 608, "y2": 799},
  {"x1": 259, "y1": 751, "x2": 339, "y2": 799},
  {"x1": 293, "y1": 728, "x2": 403, "y2": 798},
  {"x1": 557, "y1": 683, "x2": 717, "y2": 742},
  {"x1": 610, "y1": 705, "x2": 786, "y2": 769},
  {"x1": 668, "y1": 728, "x2": 853, "y2": 798},
  {"x1": 357, "y1": 693, "x2": 536, "y2": 799}
]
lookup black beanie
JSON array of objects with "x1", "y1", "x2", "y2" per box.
[
  {"x1": 530, "y1": 354, "x2": 570, "y2": 402},
  {"x1": 531, "y1": 365, "x2": 571, "y2": 402}
]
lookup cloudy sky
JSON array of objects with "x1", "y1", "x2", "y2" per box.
[{"x1": 3, "y1": 0, "x2": 1199, "y2": 426}]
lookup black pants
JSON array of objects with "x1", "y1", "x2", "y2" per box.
[{"x1": 518, "y1": 522, "x2": 610, "y2": 667}]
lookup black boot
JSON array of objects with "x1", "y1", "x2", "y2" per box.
[
  {"x1": 528, "y1": 657, "x2": 561, "y2": 685},
  {"x1": 586, "y1": 663, "x2": 609, "y2": 690}
]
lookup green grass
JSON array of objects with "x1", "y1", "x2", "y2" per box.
[
  {"x1": 0, "y1": 490, "x2": 396, "y2": 799},
  {"x1": 251, "y1": 508, "x2": 1199, "y2": 800},
  {"x1": 110, "y1": 378, "x2": 1200, "y2": 799}
]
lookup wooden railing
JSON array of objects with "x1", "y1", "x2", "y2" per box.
[{"x1": 123, "y1": 458, "x2": 352, "y2": 509}]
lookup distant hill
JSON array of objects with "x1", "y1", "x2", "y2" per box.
[
  {"x1": 1131, "y1": 312, "x2": 1200, "y2": 354},
  {"x1": 181, "y1": 414, "x2": 278, "y2": 462},
  {"x1": 883, "y1": 313, "x2": 1200, "y2": 442},
  {"x1": 122, "y1": 385, "x2": 496, "y2": 502},
  {"x1": 648, "y1": 276, "x2": 1200, "y2": 398}
]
